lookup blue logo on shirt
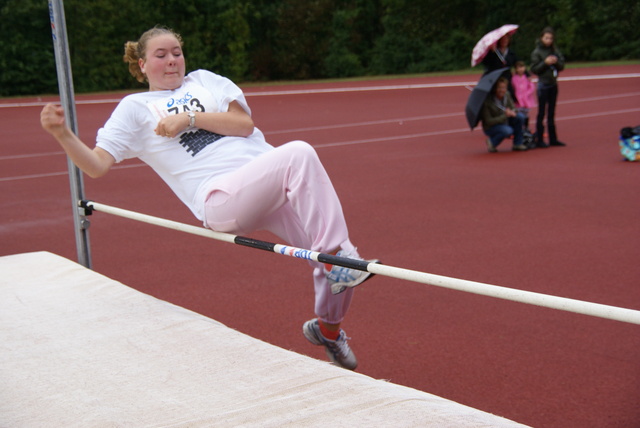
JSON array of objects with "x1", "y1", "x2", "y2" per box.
[{"x1": 167, "y1": 92, "x2": 193, "y2": 108}]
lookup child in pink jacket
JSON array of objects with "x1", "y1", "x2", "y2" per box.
[{"x1": 511, "y1": 61, "x2": 536, "y2": 136}]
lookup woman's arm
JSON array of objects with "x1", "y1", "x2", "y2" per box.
[
  {"x1": 530, "y1": 50, "x2": 546, "y2": 75},
  {"x1": 40, "y1": 104, "x2": 115, "y2": 178},
  {"x1": 155, "y1": 100, "x2": 255, "y2": 138}
]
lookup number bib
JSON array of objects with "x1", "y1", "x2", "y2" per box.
[{"x1": 146, "y1": 83, "x2": 218, "y2": 122}]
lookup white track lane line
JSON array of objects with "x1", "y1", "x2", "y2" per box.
[
  {"x1": 4, "y1": 105, "x2": 638, "y2": 182},
  {"x1": 2, "y1": 73, "x2": 638, "y2": 181},
  {"x1": 1, "y1": 72, "x2": 638, "y2": 108}
]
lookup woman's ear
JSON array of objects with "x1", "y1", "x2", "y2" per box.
[{"x1": 138, "y1": 58, "x2": 146, "y2": 74}]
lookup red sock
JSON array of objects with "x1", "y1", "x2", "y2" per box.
[{"x1": 318, "y1": 320, "x2": 340, "y2": 341}]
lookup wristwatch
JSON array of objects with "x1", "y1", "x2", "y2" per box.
[{"x1": 187, "y1": 111, "x2": 196, "y2": 128}]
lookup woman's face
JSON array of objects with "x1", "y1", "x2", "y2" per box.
[
  {"x1": 139, "y1": 34, "x2": 185, "y2": 91},
  {"x1": 498, "y1": 34, "x2": 511, "y2": 49},
  {"x1": 541, "y1": 32, "x2": 554, "y2": 47}
]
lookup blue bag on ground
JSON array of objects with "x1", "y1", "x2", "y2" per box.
[{"x1": 619, "y1": 126, "x2": 640, "y2": 161}]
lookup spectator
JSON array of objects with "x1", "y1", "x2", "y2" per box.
[
  {"x1": 482, "y1": 33, "x2": 519, "y2": 102},
  {"x1": 511, "y1": 60, "x2": 536, "y2": 142},
  {"x1": 530, "y1": 27, "x2": 566, "y2": 147},
  {"x1": 481, "y1": 77, "x2": 527, "y2": 152}
]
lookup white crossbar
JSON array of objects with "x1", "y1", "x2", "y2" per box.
[{"x1": 84, "y1": 201, "x2": 640, "y2": 326}]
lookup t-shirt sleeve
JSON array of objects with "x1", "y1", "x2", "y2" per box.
[
  {"x1": 191, "y1": 69, "x2": 252, "y2": 116},
  {"x1": 96, "y1": 97, "x2": 146, "y2": 163}
]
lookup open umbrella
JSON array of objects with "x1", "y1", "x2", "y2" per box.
[
  {"x1": 465, "y1": 67, "x2": 509, "y2": 130},
  {"x1": 471, "y1": 24, "x2": 518, "y2": 67}
]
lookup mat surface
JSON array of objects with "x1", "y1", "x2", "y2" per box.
[{"x1": 0, "y1": 252, "x2": 527, "y2": 427}]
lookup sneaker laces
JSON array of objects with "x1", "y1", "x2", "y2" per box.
[{"x1": 326, "y1": 332, "x2": 351, "y2": 358}]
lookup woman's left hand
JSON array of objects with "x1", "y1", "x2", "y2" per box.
[{"x1": 154, "y1": 112, "x2": 189, "y2": 138}]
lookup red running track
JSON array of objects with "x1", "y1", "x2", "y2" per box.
[{"x1": 1, "y1": 64, "x2": 639, "y2": 427}]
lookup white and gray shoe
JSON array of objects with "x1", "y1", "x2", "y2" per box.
[
  {"x1": 325, "y1": 249, "x2": 378, "y2": 295},
  {"x1": 303, "y1": 318, "x2": 357, "y2": 370}
]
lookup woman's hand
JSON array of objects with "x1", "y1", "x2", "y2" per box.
[
  {"x1": 545, "y1": 55, "x2": 558, "y2": 66},
  {"x1": 41, "y1": 103, "x2": 70, "y2": 139},
  {"x1": 155, "y1": 112, "x2": 190, "y2": 138}
]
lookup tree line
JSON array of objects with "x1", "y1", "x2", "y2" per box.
[{"x1": 1, "y1": 0, "x2": 638, "y2": 96}]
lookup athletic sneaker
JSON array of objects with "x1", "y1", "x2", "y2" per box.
[
  {"x1": 303, "y1": 318, "x2": 357, "y2": 370},
  {"x1": 325, "y1": 249, "x2": 378, "y2": 295}
]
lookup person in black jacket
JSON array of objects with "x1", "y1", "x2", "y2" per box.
[
  {"x1": 482, "y1": 33, "x2": 518, "y2": 102},
  {"x1": 530, "y1": 27, "x2": 566, "y2": 147}
]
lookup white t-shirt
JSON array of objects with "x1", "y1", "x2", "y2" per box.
[{"x1": 96, "y1": 70, "x2": 273, "y2": 221}]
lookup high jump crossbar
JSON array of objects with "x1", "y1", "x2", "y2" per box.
[{"x1": 80, "y1": 200, "x2": 640, "y2": 326}]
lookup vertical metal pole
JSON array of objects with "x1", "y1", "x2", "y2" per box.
[{"x1": 48, "y1": 0, "x2": 92, "y2": 268}]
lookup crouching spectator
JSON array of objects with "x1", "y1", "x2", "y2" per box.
[{"x1": 481, "y1": 77, "x2": 527, "y2": 152}]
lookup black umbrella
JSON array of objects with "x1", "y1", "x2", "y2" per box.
[{"x1": 465, "y1": 67, "x2": 509, "y2": 130}]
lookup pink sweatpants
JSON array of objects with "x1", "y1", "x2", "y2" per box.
[{"x1": 203, "y1": 140, "x2": 357, "y2": 324}]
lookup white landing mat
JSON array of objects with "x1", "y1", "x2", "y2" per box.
[{"x1": 0, "y1": 252, "x2": 528, "y2": 427}]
